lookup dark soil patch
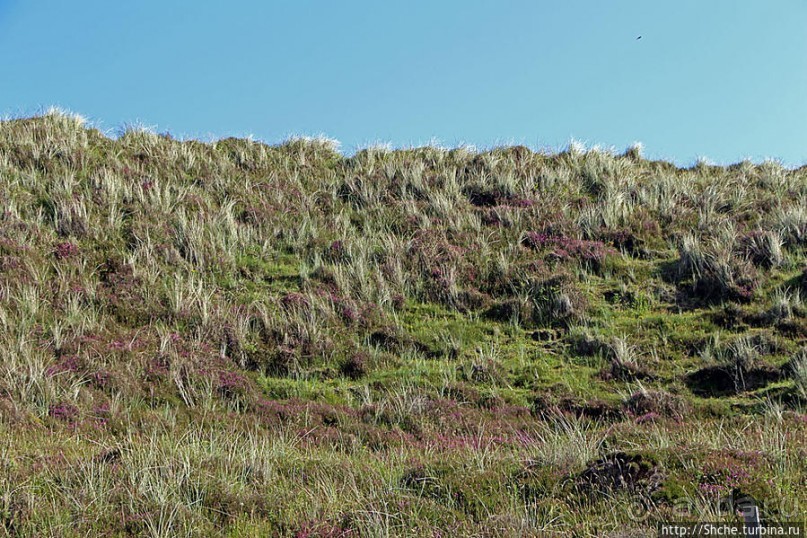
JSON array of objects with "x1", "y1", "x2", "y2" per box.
[
  {"x1": 484, "y1": 299, "x2": 532, "y2": 324},
  {"x1": 566, "y1": 332, "x2": 610, "y2": 358},
  {"x1": 463, "y1": 185, "x2": 503, "y2": 207},
  {"x1": 574, "y1": 452, "x2": 665, "y2": 496},
  {"x1": 530, "y1": 329, "x2": 557, "y2": 342},
  {"x1": 532, "y1": 394, "x2": 623, "y2": 421},
  {"x1": 602, "y1": 360, "x2": 656, "y2": 382},
  {"x1": 623, "y1": 390, "x2": 691, "y2": 421},
  {"x1": 368, "y1": 329, "x2": 404, "y2": 352},
  {"x1": 711, "y1": 303, "x2": 749, "y2": 331},
  {"x1": 686, "y1": 364, "x2": 783, "y2": 397},
  {"x1": 776, "y1": 319, "x2": 807, "y2": 338}
]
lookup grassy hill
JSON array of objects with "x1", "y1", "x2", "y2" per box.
[{"x1": 0, "y1": 110, "x2": 805, "y2": 537}]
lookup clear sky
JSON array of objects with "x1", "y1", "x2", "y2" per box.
[{"x1": 1, "y1": 1, "x2": 805, "y2": 165}]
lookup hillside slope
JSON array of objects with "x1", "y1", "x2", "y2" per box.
[{"x1": 0, "y1": 111, "x2": 805, "y2": 536}]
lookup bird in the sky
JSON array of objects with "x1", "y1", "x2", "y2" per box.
[{"x1": 636, "y1": 35, "x2": 642, "y2": 40}]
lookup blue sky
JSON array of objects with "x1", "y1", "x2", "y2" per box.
[{"x1": 1, "y1": 1, "x2": 805, "y2": 165}]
